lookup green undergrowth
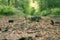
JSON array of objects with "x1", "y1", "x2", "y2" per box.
[
  {"x1": 40, "y1": 8, "x2": 60, "y2": 16},
  {"x1": 0, "y1": 5, "x2": 24, "y2": 17}
]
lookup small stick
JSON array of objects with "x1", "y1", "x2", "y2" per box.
[{"x1": 50, "y1": 20, "x2": 54, "y2": 25}]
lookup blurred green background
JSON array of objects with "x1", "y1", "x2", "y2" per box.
[{"x1": 0, "y1": 0, "x2": 60, "y2": 17}]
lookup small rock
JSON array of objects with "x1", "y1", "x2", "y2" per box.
[{"x1": 8, "y1": 20, "x2": 14, "y2": 23}]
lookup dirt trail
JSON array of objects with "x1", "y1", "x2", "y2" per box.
[{"x1": 0, "y1": 16, "x2": 60, "y2": 40}]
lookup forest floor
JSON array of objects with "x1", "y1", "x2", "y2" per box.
[{"x1": 0, "y1": 16, "x2": 60, "y2": 40}]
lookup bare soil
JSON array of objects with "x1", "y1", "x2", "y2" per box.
[{"x1": 0, "y1": 16, "x2": 60, "y2": 40}]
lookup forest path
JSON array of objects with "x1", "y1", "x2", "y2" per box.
[{"x1": 0, "y1": 16, "x2": 60, "y2": 40}]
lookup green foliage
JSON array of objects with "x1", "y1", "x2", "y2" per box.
[
  {"x1": 37, "y1": 0, "x2": 47, "y2": 11},
  {"x1": 0, "y1": 5, "x2": 24, "y2": 17},
  {"x1": 18, "y1": 0, "x2": 30, "y2": 14},
  {"x1": 37, "y1": 0, "x2": 60, "y2": 11},
  {"x1": 50, "y1": 8, "x2": 60, "y2": 16},
  {"x1": 30, "y1": 7, "x2": 36, "y2": 16},
  {"x1": 40, "y1": 10, "x2": 49, "y2": 16},
  {"x1": 0, "y1": 0, "x2": 8, "y2": 5},
  {"x1": 40, "y1": 10, "x2": 51, "y2": 16},
  {"x1": 0, "y1": 0, "x2": 60, "y2": 17},
  {"x1": 40, "y1": 8, "x2": 60, "y2": 16},
  {"x1": 47, "y1": 0, "x2": 60, "y2": 8},
  {"x1": 0, "y1": 5, "x2": 15, "y2": 16}
]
